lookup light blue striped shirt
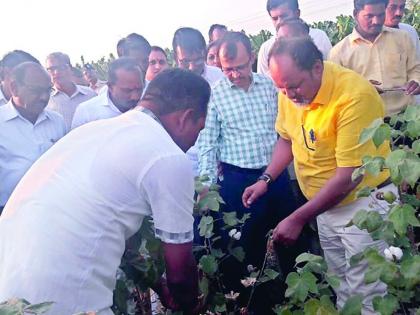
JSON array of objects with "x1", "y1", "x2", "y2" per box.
[{"x1": 198, "y1": 73, "x2": 278, "y2": 183}]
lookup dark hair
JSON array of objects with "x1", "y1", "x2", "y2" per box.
[
  {"x1": 108, "y1": 57, "x2": 142, "y2": 85},
  {"x1": 116, "y1": 38, "x2": 127, "y2": 57},
  {"x1": 276, "y1": 18, "x2": 310, "y2": 35},
  {"x1": 142, "y1": 68, "x2": 211, "y2": 119},
  {"x1": 150, "y1": 46, "x2": 167, "y2": 58},
  {"x1": 268, "y1": 37, "x2": 323, "y2": 70},
  {"x1": 208, "y1": 24, "x2": 227, "y2": 42},
  {"x1": 46, "y1": 52, "x2": 72, "y2": 66},
  {"x1": 218, "y1": 31, "x2": 253, "y2": 60},
  {"x1": 122, "y1": 33, "x2": 151, "y2": 56},
  {"x1": 266, "y1": 0, "x2": 299, "y2": 13},
  {"x1": 207, "y1": 39, "x2": 221, "y2": 55},
  {"x1": 0, "y1": 50, "x2": 40, "y2": 80},
  {"x1": 354, "y1": 0, "x2": 388, "y2": 12},
  {"x1": 172, "y1": 27, "x2": 206, "y2": 56},
  {"x1": 11, "y1": 62, "x2": 45, "y2": 86}
]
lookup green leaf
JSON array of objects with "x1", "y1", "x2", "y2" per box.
[
  {"x1": 230, "y1": 247, "x2": 245, "y2": 262},
  {"x1": 372, "y1": 124, "x2": 391, "y2": 148},
  {"x1": 199, "y1": 277, "x2": 209, "y2": 298},
  {"x1": 264, "y1": 268, "x2": 280, "y2": 280},
  {"x1": 304, "y1": 297, "x2": 338, "y2": 315},
  {"x1": 0, "y1": 306, "x2": 20, "y2": 315},
  {"x1": 350, "y1": 210, "x2": 383, "y2": 232},
  {"x1": 385, "y1": 149, "x2": 406, "y2": 182},
  {"x1": 398, "y1": 153, "x2": 420, "y2": 188},
  {"x1": 370, "y1": 221, "x2": 395, "y2": 244},
  {"x1": 285, "y1": 271, "x2": 318, "y2": 302},
  {"x1": 372, "y1": 294, "x2": 399, "y2": 315},
  {"x1": 198, "y1": 215, "x2": 214, "y2": 238},
  {"x1": 413, "y1": 139, "x2": 420, "y2": 154},
  {"x1": 351, "y1": 167, "x2": 365, "y2": 182},
  {"x1": 295, "y1": 253, "x2": 324, "y2": 265},
  {"x1": 199, "y1": 255, "x2": 218, "y2": 276},
  {"x1": 214, "y1": 303, "x2": 227, "y2": 312},
  {"x1": 388, "y1": 204, "x2": 420, "y2": 236},
  {"x1": 223, "y1": 211, "x2": 239, "y2": 226},
  {"x1": 363, "y1": 249, "x2": 398, "y2": 284},
  {"x1": 273, "y1": 305, "x2": 293, "y2": 315},
  {"x1": 340, "y1": 295, "x2": 363, "y2": 315},
  {"x1": 238, "y1": 213, "x2": 251, "y2": 224},
  {"x1": 350, "y1": 252, "x2": 365, "y2": 267},
  {"x1": 407, "y1": 120, "x2": 420, "y2": 138},
  {"x1": 356, "y1": 186, "x2": 373, "y2": 198},
  {"x1": 359, "y1": 118, "x2": 383, "y2": 144},
  {"x1": 400, "y1": 256, "x2": 420, "y2": 289},
  {"x1": 23, "y1": 302, "x2": 55, "y2": 314},
  {"x1": 403, "y1": 105, "x2": 420, "y2": 121},
  {"x1": 364, "y1": 156, "x2": 385, "y2": 176},
  {"x1": 325, "y1": 274, "x2": 341, "y2": 289}
]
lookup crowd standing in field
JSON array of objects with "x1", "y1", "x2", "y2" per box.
[{"x1": 0, "y1": 0, "x2": 418, "y2": 314}]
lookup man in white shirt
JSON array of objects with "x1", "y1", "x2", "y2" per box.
[
  {"x1": 72, "y1": 58, "x2": 143, "y2": 129},
  {"x1": 385, "y1": 0, "x2": 420, "y2": 58},
  {"x1": 0, "y1": 62, "x2": 66, "y2": 213},
  {"x1": 0, "y1": 69, "x2": 211, "y2": 314},
  {"x1": 46, "y1": 52, "x2": 96, "y2": 129},
  {"x1": 172, "y1": 27, "x2": 224, "y2": 174},
  {"x1": 0, "y1": 50, "x2": 40, "y2": 106},
  {"x1": 257, "y1": 0, "x2": 332, "y2": 78}
]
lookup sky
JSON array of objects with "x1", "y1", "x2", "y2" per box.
[{"x1": 0, "y1": 0, "x2": 352, "y2": 65}]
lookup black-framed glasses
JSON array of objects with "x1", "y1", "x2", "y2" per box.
[
  {"x1": 301, "y1": 125, "x2": 316, "y2": 151},
  {"x1": 221, "y1": 59, "x2": 251, "y2": 74}
]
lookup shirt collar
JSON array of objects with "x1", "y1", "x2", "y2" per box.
[
  {"x1": 349, "y1": 26, "x2": 391, "y2": 43},
  {"x1": 310, "y1": 62, "x2": 334, "y2": 108},
  {"x1": 53, "y1": 84, "x2": 89, "y2": 98},
  {"x1": 104, "y1": 91, "x2": 122, "y2": 113},
  {"x1": 0, "y1": 86, "x2": 7, "y2": 104},
  {"x1": 2, "y1": 100, "x2": 49, "y2": 124}
]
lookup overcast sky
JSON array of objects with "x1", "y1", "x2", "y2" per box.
[{"x1": 0, "y1": 0, "x2": 352, "y2": 65}]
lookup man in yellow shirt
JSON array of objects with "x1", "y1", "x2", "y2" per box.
[
  {"x1": 242, "y1": 37, "x2": 394, "y2": 314},
  {"x1": 329, "y1": 0, "x2": 420, "y2": 116}
]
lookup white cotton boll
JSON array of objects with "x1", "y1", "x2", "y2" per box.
[
  {"x1": 233, "y1": 232, "x2": 241, "y2": 240},
  {"x1": 229, "y1": 229, "x2": 237, "y2": 238},
  {"x1": 389, "y1": 246, "x2": 403, "y2": 261},
  {"x1": 384, "y1": 248, "x2": 393, "y2": 261}
]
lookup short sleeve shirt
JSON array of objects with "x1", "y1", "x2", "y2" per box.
[
  {"x1": 0, "y1": 110, "x2": 195, "y2": 314},
  {"x1": 275, "y1": 62, "x2": 390, "y2": 205}
]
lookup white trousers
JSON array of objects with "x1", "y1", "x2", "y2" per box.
[{"x1": 317, "y1": 184, "x2": 397, "y2": 315}]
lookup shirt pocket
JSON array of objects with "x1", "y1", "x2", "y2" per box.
[
  {"x1": 384, "y1": 52, "x2": 406, "y2": 82},
  {"x1": 309, "y1": 135, "x2": 336, "y2": 167}
]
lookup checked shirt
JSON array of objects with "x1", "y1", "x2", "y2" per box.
[{"x1": 198, "y1": 73, "x2": 278, "y2": 183}]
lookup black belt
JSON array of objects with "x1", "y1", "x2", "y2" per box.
[
  {"x1": 377, "y1": 178, "x2": 392, "y2": 189},
  {"x1": 220, "y1": 162, "x2": 265, "y2": 175}
]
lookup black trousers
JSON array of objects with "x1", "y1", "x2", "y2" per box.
[{"x1": 215, "y1": 163, "x2": 310, "y2": 314}]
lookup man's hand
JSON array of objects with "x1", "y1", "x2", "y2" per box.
[
  {"x1": 405, "y1": 80, "x2": 420, "y2": 95},
  {"x1": 369, "y1": 80, "x2": 384, "y2": 94},
  {"x1": 273, "y1": 215, "x2": 305, "y2": 246},
  {"x1": 242, "y1": 181, "x2": 268, "y2": 208}
]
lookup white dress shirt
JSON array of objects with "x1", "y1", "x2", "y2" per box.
[
  {"x1": 0, "y1": 87, "x2": 8, "y2": 107},
  {"x1": 257, "y1": 28, "x2": 333, "y2": 77},
  {"x1": 202, "y1": 64, "x2": 224, "y2": 87},
  {"x1": 0, "y1": 101, "x2": 66, "y2": 207},
  {"x1": 399, "y1": 23, "x2": 420, "y2": 58},
  {"x1": 47, "y1": 84, "x2": 96, "y2": 130},
  {"x1": 0, "y1": 109, "x2": 195, "y2": 315},
  {"x1": 71, "y1": 91, "x2": 122, "y2": 129}
]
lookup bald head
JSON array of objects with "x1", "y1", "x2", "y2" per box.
[{"x1": 10, "y1": 62, "x2": 53, "y2": 118}]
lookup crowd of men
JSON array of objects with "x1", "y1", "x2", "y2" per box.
[{"x1": 0, "y1": 0, "x2": 418, "y2": 314}]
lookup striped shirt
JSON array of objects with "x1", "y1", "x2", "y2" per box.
[{"x1": 198, "y1": 73, "x2": 278, "y2": 183}]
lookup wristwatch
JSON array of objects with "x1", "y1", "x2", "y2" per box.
[{"x1": 258, "y1": 173, "x2": 273, "y2": 185}]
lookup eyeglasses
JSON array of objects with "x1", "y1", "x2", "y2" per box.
[
  {"x1": 301, "y1": 125, "x2": 315, "y2": 151},
  {"x1": 46, "y1": 64, "x2": 69, "y2": 73},
  {"x1": 221, "y1": 60, "x2": 251, "y2": 74},
  {"x1": 178, "y1": 56, "x2": 204, "y2": 68}
]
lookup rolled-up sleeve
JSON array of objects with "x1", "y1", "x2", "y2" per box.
[{"x1": 140, "y1": 154, "x2": 195, "y2": 244}]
